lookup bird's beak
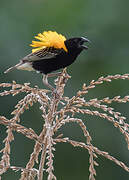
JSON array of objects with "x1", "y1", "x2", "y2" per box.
[{"x1": 81, "y1": 37, "x2": 90, "y2": 50}]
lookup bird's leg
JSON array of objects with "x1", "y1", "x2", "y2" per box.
[
  {"x1": 42, "y1": 74, "x2": 60, "y2": 98},
  {"x1": 43, "y1": 74, "x2": 55, "y2": 92},
  {"x1": 47, "y1": 72, "x2": 62, "y2": 78}
]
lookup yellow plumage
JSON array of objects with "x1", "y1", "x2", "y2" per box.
[{"x1": 30, "y1": 31, "x2": 68, "y2": 53}]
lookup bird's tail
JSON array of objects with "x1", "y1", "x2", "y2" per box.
[{"x1": 4, "y1": 61, "x2": 23, "y2": 74}]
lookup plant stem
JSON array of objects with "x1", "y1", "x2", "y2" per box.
[
  {"x1": 38, "y1": 139, "x2": 47, "y2": 180},
  {"x1": 38, "y1": 70, "x2": 68, "y2": 180}
]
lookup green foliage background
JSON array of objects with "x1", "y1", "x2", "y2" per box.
[{"x1": 0, "y1": 0, "x2": 129, "y2": 179}]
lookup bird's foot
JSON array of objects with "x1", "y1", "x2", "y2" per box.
[{"x1": 51, "y1": 89, "x2": 60, "y2": 99}]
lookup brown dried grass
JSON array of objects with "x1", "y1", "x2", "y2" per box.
[{"x1": 0, "y1": 69, "x2": 129, "y2": 180}]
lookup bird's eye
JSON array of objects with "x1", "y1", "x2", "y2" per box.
[{"x1": 73, "y1": 38, "x2": 80, "y2": 44}]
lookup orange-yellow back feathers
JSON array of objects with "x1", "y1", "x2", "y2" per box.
[{"x1": 30, "y1": 31, "x2": 68, "y2": 53}]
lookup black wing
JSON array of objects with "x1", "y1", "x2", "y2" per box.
[{"x1": 22, "y1": 47, "x2": 65, "y2": 62}]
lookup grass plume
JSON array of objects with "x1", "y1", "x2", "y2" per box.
[{"x1": 0, "y1": 69, "x2": 129, "y2": 180}]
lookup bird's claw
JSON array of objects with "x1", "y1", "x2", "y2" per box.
[{"x1": 52, "y1": 89, "x2": 60, "y2": 99}]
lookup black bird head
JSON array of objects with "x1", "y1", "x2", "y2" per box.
[{"x1": 64, "y1": 37, "x2": 89, "y2": 52}]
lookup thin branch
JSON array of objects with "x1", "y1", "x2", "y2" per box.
[
  {"x1": 38, "y1": 139, "x2": 47, "y2": 180},
  {"x1": 54, "y1": 138, "x2": 129, "y2": 173}
]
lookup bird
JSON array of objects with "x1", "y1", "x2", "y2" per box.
[{"x1": 4, "y1": 30, "x2": 89, "y2": 95}]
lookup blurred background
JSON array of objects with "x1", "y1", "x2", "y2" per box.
[{"x1": 0, "y1": 0, "x2": 129, "y2": 179}]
